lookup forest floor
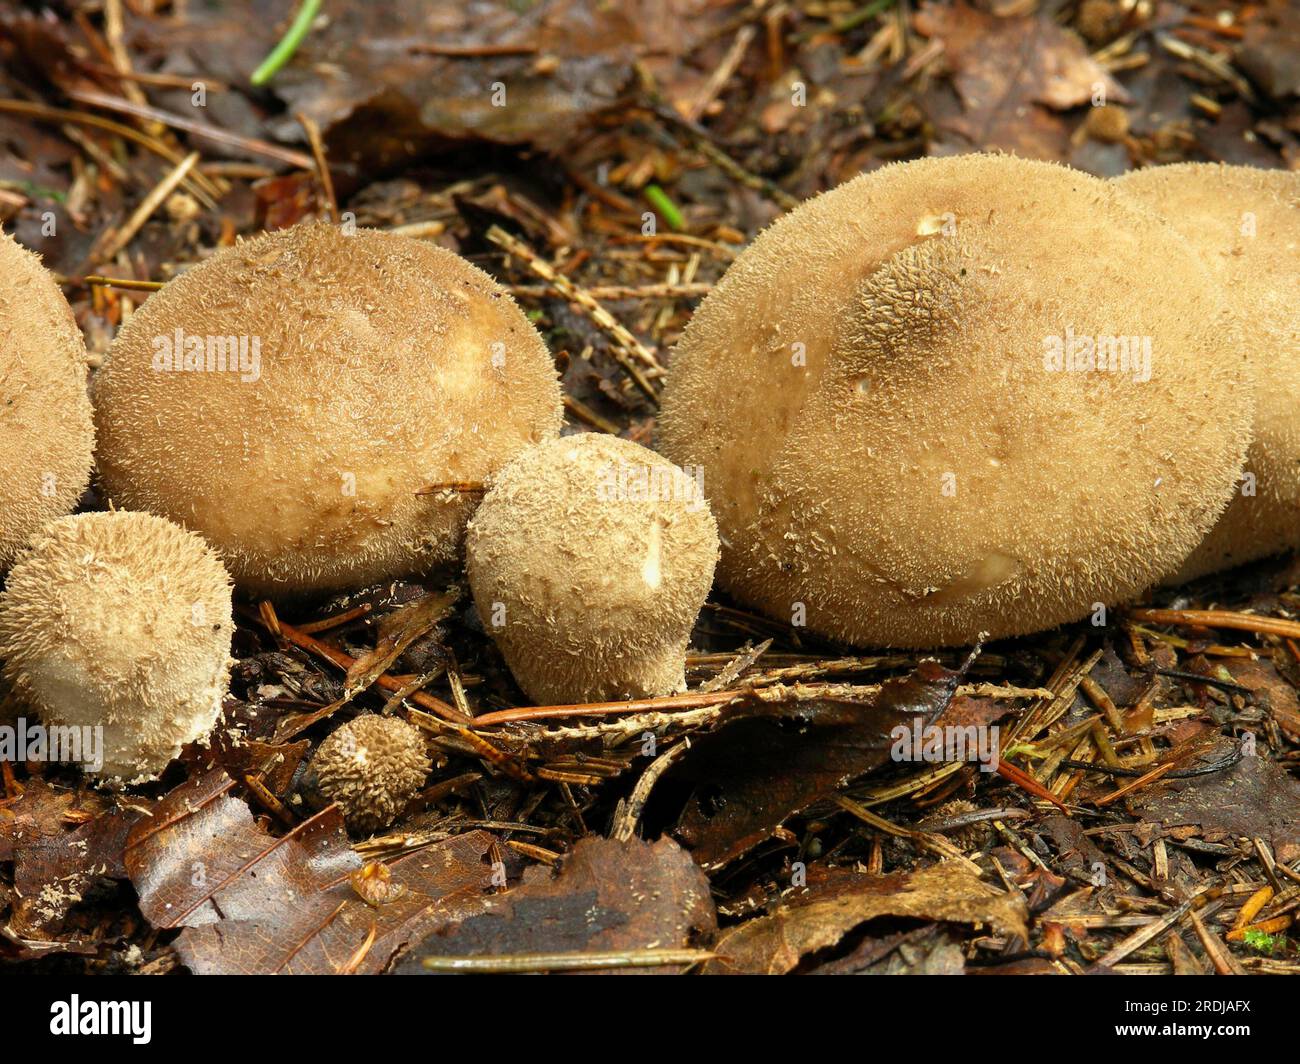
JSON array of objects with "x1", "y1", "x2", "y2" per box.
[{"x1": 1, "y1": 0, "x2": 1299, "y2": 974}]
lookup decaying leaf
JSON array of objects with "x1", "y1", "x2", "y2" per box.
[
  {"x1": 125, "y1": 769, "x2": 497, "y2": 973},
  {"x1": 704, "y1": 862, "x2": 1028, "y2": 975},
  {"x1": 397, "y1": 835, "x2": 716, "y2": 974},
  {"x1": 665, "y1": 659, "x2": 968, "y2": 869},
  {"x1": 1129, "y1": 742, "x2": 1300, "y2": 863}
]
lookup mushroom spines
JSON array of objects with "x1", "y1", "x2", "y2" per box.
[
  {"x1": 0, "y1": 511, "x2": 233, "y2": 784},
  {"x1": 304, "y1": 714, "x2": 431, "y2": 833},
  {"x1": 0, "y1": 231, "x2": 95, "y2": 569},
  {"x1": 466, "y1": 433, "x2": 719, "y2": 703},
  {"x1": 93, "y1": 222, "x2": 562, "y2": 594},
  {"x1": 1116, "y1": 163, "x2": 1300, "y2": 580},
  {"x1": 660, "y1": 154, "x2": 1254, "y2": 647}
]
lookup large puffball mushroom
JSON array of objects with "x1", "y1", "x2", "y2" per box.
[
  {"x1": 92, "y1": 223, "x2": 563, "y2": 595},
  {"x1": 0, "y1": 231, "x2": 95, "y2": 570},
  {"x1": 466, "y1": 433, "x2": 719, "y2": 703},
  {"x1": 659, "y1": 154, "x2": 1254, "y2": 648},
  {"x1": 302, "y1": 714, "x2": 431, "y2": 833},
  {"x1": 1116, "y1": 163, "x2": 1300, "y2": 580},
  {"x1": 0, "y1": 511, "x2": 234, "y2": 785}
]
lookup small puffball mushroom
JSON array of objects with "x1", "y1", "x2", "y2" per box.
[
  {"x1": 1116, "y1": 163, "x2": 1300, "y2": 580},
  {"x1": 0, "y1": 511, "x2": 233, "y2": 785},
  {"x1": 659, "y1": 154, "x2": 1254, "y2": 648},
  {"x1": 466, "y1": 434, "x2": 719, "y2": 703},
  {"x1": 93, "y1": 223, "x2": 562, "y2": 595},
  {"x1": 0, "y1": 230, "x2": 95, "y2": 569},
  {"x1": 302, "y1": 715, "x2": 431, "y2": 833}
]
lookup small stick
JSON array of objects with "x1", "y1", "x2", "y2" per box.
[
  {"x1": 1094, "y1": 759, "x2": 1177, "y2": 807},
  {"x1": 1128, "y1": 606, "x2": 1300, "y2": 640},
  {"x1": 508, "y1": 281, "x2": 712, "y2": 300},
  {"x1": 296, "y1": 111, "x2": 338, "y2": 222},
  {"x1": 562, "y1": 393, "x2": 622, "y2": 435},
  {"x1": 83, "y1": 275, "x2": 164, "y2": 292},
  {"x1": 420, "y1": 949, "x2": 713, "y2": 973},
  {"x1": 486, "y1": 225, "x2": 664, "y2": 400},
  {"x1": 91, "y1": 151, "x2": 201, "y2": 265}
]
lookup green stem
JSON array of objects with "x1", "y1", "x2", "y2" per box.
[
  {"x1": 251, "y1": 0, "x2": 323, "y2": 87},
  {"x1": 644, "y1": 184, "x2": 685, "y2": 231}
]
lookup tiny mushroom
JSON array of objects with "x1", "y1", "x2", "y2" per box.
[
  {"x1": 302, "y1": 714, "x2": 431, "y2": 833},
  {"x1": 0, "y1": 230, "x2": 95, "y2": 569},
  {"x1": 1116, "y1": 163, "x2": 1300, "y2": 579},
  {"x1": 658, "y1": 154, "x2": 1254, "y2": 647},
  {"x1": 0, "y1": 511, "x2": 234, "y2": 785},
  {"x1": 92, "y1": 222, "x2": 562, "y2": 595},
  {"x1": 466, "y1": 433, "x2": 720, "y2": 704}
]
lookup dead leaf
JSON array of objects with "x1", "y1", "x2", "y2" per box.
[
  {"x1": 1128, "y1": 742, "x2": 1300, "y2": 863},
  {"x1": 125, "y1": 769, "x2": 498, "y2": 973},
  {"x1": 916, "y1": 0, "x2": 1128, "y2": 158},
  {"x1": 665, "y1": 659, "x2": 968, "y2": 869},
  {"x1": 704, "y1": 862, "x2": 1028, "y2": 975},
  {"x1": 396, "y1": 835, "x2": 716, "y2": 974}
]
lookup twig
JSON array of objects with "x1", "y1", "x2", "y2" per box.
[
  {"x1": 82, "y1": 275, "x2": 164, "y2": 292},
  {"x1": 88, "y1": 151, "x2": 200, "y2": 264},
  {"x1": 65, "y1": 87, "x2": 315, "y2": 170},
  {"x1": 1128, "y1": 607, "x2": 1300, "y2": 640},
  {"x1": 486, "y1": 226, "x2": 664, "y2": 402},
  {"x1": 420, "y1": 949, "x2": 713, "y2": 973},
  {"x1": 296, "y1": 111, "x2": 338, "y2": 222}
]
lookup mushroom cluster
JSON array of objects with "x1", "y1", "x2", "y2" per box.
[
  {"x1": 0, "y1": 511, "x2": 233, "y2": 785},
  {"x1": 93, "y1": 223, "x2": 563, "y2": 595},
  {"x1": 659, "y1": 154, "x2": 1261, "y2": 647},
  {"x1": 0, "y1": 232, "x2": 95, "y2": 570}
]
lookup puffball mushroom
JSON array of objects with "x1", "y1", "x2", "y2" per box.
[
  {"x1": 0, "y1": 511, "x2": 234, "y2": 785},
  {"x1": 302, "y1": 714, "x2": 431, "y2": 833},
  {"x1": 92, "y1": 223, "x2": 562, "y2": 595},
  {"x1": 0, "y1": 230, "x2": 95, "y2": 569},
  {"x1": 659, "y1": 154, "x2": 1254, "y2": 648},
  {"x1": 1116, "y1": 163, "x2": 1300, "y2": 580},
  {"x1": 466, "y1": 433, "x2": 719, "y2": 703}
]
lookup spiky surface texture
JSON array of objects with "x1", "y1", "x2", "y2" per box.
[
  {"x1": 1117, "y1": 164, "x2": 1300, "y2": 580},
  {"x1": 0, "y1": 512, "x2": 233, "y2": 785},
  {"x1": 659, "y1": 155, "x2": 1254, "y2": 648},
  {"x1": 93, "y1": 223, "x2": 563, "y2": 595},
  {"x1": 466, "y1": 433, "x2": 719, "y2": 703},
  {"x1": 305, "y1": 714, "x2": 431, "y2": 833},
  {"x1": 0, "y1": 231, "x2": 94, "y2": 569}
]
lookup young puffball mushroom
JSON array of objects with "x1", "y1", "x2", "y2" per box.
[
  {"x1": 466, "y1": 434, "x2": 719, "y2": 704},
  {"x1": 1116, "y1": 163, "x2": 1299, "y2": 580},
  {"x1": 659, "y1": 154, "x2": 1254, "y2": 648},
  {"x1": 92, "y1": 223, "x2": 562, "y2": 595},
  {"x1": 0, "y1": 231, "x2": 95, "y2": 569},
  {"x1": 0, "y1": 511, "x2": 234, "y2": 785},
  {"x1": 301, "y1": 714, "x2": 431, "y2": 833}
]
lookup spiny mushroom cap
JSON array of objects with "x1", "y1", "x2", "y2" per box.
[
  {"x1": 0, "y1": 231, "x2": 94, "y2": 569},
  {"x1": 1116, "y1": 163, "x2": 1300, "y2": 580},
  {"x1": 0, "y1": 511, "x2": 234, "y2": 785},
  {"x1": 93, "y1": 223, "x2": 563, "y2": 595},
  {"x1": 305, "y1": 714, "x2": 430, "y2": 833},
  {"x1": 659, "y1": 154, "x2": 1254, "y2": 648},
  {"x1": 466, "y1": 433, "x2": 720, "y2": 704}
]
